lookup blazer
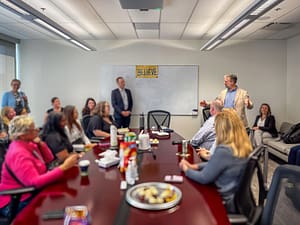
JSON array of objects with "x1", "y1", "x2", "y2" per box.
[
  {"x1": 111, "y1": 88, "x2": 133, "y2": 118},
  {"x1": 217, "y1": 87, "x2": 253, "y2": 127},
  {"x1": 253, "y1": 115, "x2": 278, "y2": 137}
]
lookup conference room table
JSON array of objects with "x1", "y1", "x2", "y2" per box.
[{"x1": 11, "y1": 131, "x2": 230, "y2": 225}]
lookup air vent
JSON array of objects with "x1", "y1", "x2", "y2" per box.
[
  {"x1": 134, "y1": 23, "x2": 160, "y2": 30},
  {"x1": 262, "y1": 22, "x2": 293, "y2": 30},
  {"x1": 119, "y1": 0, "x2": 163, "y2": 9}
]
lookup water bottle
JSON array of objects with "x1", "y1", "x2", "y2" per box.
[
  {"x1": 126, "y1": 160, "x2": 135, "y2": 185},
  {"x1": 139, "y1": 113, "x2": 145, "y2": 131},
  {"x1": 110, "y1": 124, "x2": 118, "y2": 147}
]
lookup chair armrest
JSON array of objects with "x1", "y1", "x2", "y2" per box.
[
  {"x1": 228, "y1": 214, "x2": 248, "y2": 224},
  {"x1": 0, "y1": 187, "x2": 35, "y2": 195}
]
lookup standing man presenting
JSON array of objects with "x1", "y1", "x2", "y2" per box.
[
  {"x1": 200, "y1": 74, "x2": 253, "y2": 128},
  {"x1": 111, "y1": 77, "x2": 133, "y2": 128}
]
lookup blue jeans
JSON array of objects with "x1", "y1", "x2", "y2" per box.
[
  {"x1": 288, "y1": 145, "x2": 300, "y2": 165},
  {"x1": 0, "y1": 198, "x2": 31, "y2": 217}
]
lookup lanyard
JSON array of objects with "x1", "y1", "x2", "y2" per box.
[{"x1": 32, "y1": 149, "x2": 45, "y2": 164}]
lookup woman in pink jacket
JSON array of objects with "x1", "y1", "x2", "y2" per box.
[{"x1": 0, "y1": 115, "x2": 78, "y2": 217}]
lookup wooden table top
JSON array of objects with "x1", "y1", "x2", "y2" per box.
[{"x1": 12, "y1": 131, "x2": 230, "y2": 225}]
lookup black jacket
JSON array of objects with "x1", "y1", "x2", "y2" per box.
[
  {"x1": 253, "y1": 115, "x2": 278, "y2": 137},
  {"x1": 111, "y1": 88, "x2": 133, "y2": 119}
]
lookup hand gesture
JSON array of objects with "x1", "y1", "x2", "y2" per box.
[
  {"x1": 60, "y1": 154, "x2": 79, "y2": 171},
  {"x1": 199, "y1": 100, "x2": 207, "y2": 107}
]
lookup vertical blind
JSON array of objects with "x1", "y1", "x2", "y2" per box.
[{"x1": 0, "y1": 39, "x2": 16, "y2": 107}]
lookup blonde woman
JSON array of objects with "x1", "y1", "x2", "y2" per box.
[
  {"x1": 1, "y1": 106, "x2": 16, "y2": 132},
  {"x1": 0, "y1": 115, "x2": 78, "y2": 217},
  {"x1": 86, "y1": 101, "x2": 118, "y2": 138},
  {"x1": 179, "y1": 109, "x2": 252, "y2": 213}
]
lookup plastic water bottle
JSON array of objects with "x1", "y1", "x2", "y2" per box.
[
  {"x1": 126, "y1": 160, "x2": 135, "y2": 185},
  {"x1": 139, "y1": 113, "x2": 145, "y2": 131},
  {"x1": 110, "y1": 125, "x2": 118, "y2": 147},
  {"x1": 132, "y1": 157, "x2": 139, "y2": 181}
]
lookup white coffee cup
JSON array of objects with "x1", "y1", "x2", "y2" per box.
[
  {"x1": 79, "y1": 160, "x2": 90, "y2": 176},
  {"x1": 138, "y1": 133, "x2": 151, "y2": 150}
]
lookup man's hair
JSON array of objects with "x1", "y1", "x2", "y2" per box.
[
  {"x1": 211, "y1": 100, "x2": 223, "y2": 112},
  {"x1": 225, "y1": 74, "x2": 238, "y2": 84},
  {"x1": 116, "y1": 76, "x2": 124, "y2": 83}
]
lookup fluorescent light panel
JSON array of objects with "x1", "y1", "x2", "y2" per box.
[
  {"x1": 1, "y1": 0, "x2": 29, "y2": 15},
  {"x1": 70, "y1": 39, "x2": 91, "y2": 51},
  {"x1": 201, "y1": 0, "x2": 284, "y2": 51},
  {"x1": 251, "y1": 0, "x2": 279, "y2": 15},
  {"x1": 0, "y1": 0, "x2": 95, "y2": 51},
  {"x1": 221, "y1": 19, "x2": 250, "y2": 39},
  {"x1": 206, "y1": 40, "x2": 223, "y2": 51},
  {"x1": 34, "y1": 18, "x2": 71, "y2": 40}
]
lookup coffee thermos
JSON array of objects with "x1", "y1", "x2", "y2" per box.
[{"x1": 139, "y1": 112, "x2": 145, "y2": 131}]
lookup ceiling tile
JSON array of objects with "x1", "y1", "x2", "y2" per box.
[
  {"x1": 136, "y1": 29, "x2": 159, "y2": 39},
  {"x1": 107, "y1": 23, "x2": 136, "y2": 39},
  {"x1": 89, "y1": 0, "x2": 130, "y2": 23},
  {"x1": 23, "y1": 0, "x2": 73, "y2": 23},
  {"x1": 160, "y1": 23, "x2": 185, "y2": 39},
  {"x1": 161, "y1": 0, "x2": 198, "y2": 23},
  {"x1": 182, "y1": 23, "x2": 213, "y2": 39}
]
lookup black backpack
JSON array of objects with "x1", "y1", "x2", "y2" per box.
[{"x1": 282, "y1": 123, "x2": 300, "y2": 144}]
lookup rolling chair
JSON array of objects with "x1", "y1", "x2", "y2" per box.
[
  {"x1": 228, "y1": 145, "x2": 268, "y2": 225},
  {"x1": 202, "y1": 106, "x2": 210, "y2": 122},
  {"x1": 0, "y1": 187, "x2": 35, "y2": 225},
  {"x1": 147, "y1": 110, "x2": 171, "y2": 130},
  {"x1": 81, "y1": 115, "x2": 91, "y2": 136},
  {"x1": 260, "y1": 164, "x2": 300, "y2": 225}
]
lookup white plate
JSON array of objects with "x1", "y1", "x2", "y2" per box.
[{"x1": 126, "y1": 182, "x2": 182, "y2": 210}]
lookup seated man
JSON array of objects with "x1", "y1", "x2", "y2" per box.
[{"x1": 191, "y1": 100, "x2": 223, "y2": 151}]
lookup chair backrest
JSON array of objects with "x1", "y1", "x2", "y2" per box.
[
  {"x1": 202, "y1": 106, "x2": 210, "y2": 122},
  {"x1": 233, "y1": 146, "x2": 267, "y2": 223},
  {"x1": 147, "y1": 110, "x2": 171, "y2": 130},
  {"x1": 81, "y1": 115, "x2": 91, "y2": 136},
  {"x1": 261, "y1": 164, "x2": 300, "y2": 225}
]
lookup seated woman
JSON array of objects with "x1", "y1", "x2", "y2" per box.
[
  {"x1": 44, "y1": 97, "x2": 64, "y2": 123},
  {"x1": 179, "y1": 109, "x2": 252, "y2": 213},
  {"x1": 1, "y1": 106, "x2": 16, "y2": 132},
  {"x1": 42, "y1": 112, "x2": 73, "y2": 161},
  {"x1": 81, "y1": 97, "x2": 96, "y2": 117},
  {"x1": 86, "y1": 101, "x2": 118, "y2": 139},
  {"x1": 0, "y1": 115, "x2": 78, "y2": 217},
  {"x1": 251, "y1": 103, "x2": 278, "y2": 148},
  {"x1": 64, "y1": 105, "x2": 91, "y2": 145}
]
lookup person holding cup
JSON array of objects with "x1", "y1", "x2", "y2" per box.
[{"x1": 0, "y1": 115, "x2": 78, "y2": 217}]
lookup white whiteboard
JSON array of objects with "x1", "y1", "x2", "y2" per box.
[{"x1": 99, "y1": 65, "x2": 198, "y2": 115}]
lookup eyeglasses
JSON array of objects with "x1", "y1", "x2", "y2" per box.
[{"x1": 27, "y1": 128, "x2": 39, "y2": 132}]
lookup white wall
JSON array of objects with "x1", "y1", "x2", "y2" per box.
[
  {"x1": 19, "y1": 39, "x2": 286, "y2": 139},
  {"x1": 287, "y1": 34, "x2": 300, "y2": 123}
]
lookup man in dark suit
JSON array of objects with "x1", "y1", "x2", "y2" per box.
[{"x1": 111, "y1": 77, "x2": 133, "y2": 128}]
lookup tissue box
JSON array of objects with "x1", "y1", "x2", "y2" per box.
[{"x1": 98, "y1": 157, "x2": 120, "y2": 168}]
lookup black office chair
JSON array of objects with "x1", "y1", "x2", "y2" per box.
[
  {"x1": 202, "y1": 106, "x2": 210, "y2": 122},
  {"x1": 260, "y1": 164, "x2": 300, "y2": 225},
  {"x1": 81, "y1": 115, "x2": 91, "y2": 136},
  {"x1": 228, "y1": 146, "x2": 268, "y2": 225},
  {"x1": 147, "y1": 110, "x2": 171, "y2": 130},
  {"x1": 0, "y1": 187, "x2": 35, "y2": 225}
]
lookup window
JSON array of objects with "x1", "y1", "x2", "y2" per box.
[{"x1": 0, "y1": 39, "x2": 16, "y2": 106}]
